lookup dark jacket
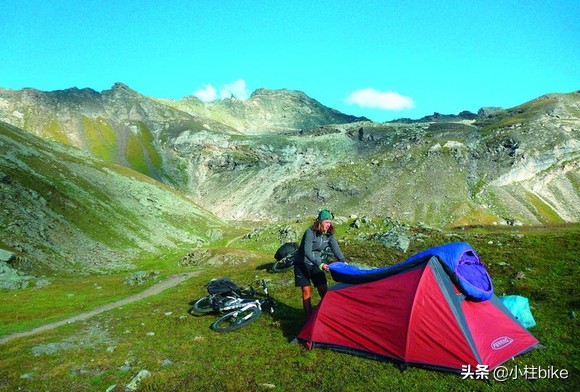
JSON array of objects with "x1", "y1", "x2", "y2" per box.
[{"x1": 296, "y1": 226, "x2": 346, "y2": 269}]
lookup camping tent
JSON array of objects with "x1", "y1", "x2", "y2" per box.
[{"x1": 297, "y1": 242, "x2": 539, "y2": 373}]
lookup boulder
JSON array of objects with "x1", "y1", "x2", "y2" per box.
[{"x1": 0, "y1": 248, "x2": 15, "y2": 263}]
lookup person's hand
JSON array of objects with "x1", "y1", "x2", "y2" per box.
[{"x1": 321, "y1": 263, "x2": 330, "y2": 272}]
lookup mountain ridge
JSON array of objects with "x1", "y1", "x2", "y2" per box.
[{"x1": 0, "y1": 84, "x2": 578, "y2": 227}]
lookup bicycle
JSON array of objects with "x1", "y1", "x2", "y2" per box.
[
  {"x1": 272, "y1": 250, "x2": 297, "y2": 273},
  {"x1": 271, "y1": 242, "x2": 298, "y2": 273},
  {"x1": 271, "y1": 245, "x2": 335, "y2": 273},
  {"x1": 192, "y1": 278, "x2": 275, "y2": 332}
]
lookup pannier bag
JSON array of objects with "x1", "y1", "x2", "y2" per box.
[
  {"x1": 205, "y1": 277, "x2": 241, "y2": 295},
  {"x1": 274, "y1": 242, "x2": 298, "y2": 261}
]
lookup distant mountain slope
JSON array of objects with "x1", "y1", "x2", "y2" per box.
[
  {"x1": 159, "y1": 91, "x2": 579, "y2": 226},
  {"x1": 0, "y1": 84, "x2": 578, "y2": 226},
  {"x1": 0, "y1": 83, "x2": 241, "y2": 184},
  {"x1": 0, "y1": 120, "x2": 224, "y2": 274},
  {"x1": 0, "y1": 84, "x2": 366, "y2": 179},
  {"x1": 173, "y1": 88, "x2": 369, "y2": 133},
  {"x1": 473, "y1": 92, "x2": 580, "y2": 223}
]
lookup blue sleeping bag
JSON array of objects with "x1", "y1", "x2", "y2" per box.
[{"x1": 329, "y1": 242, "x2": 494, "y2": 301}]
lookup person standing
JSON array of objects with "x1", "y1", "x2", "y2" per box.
[{"x1": 294, "y1": 210, "x2": 347, "y2": 317}]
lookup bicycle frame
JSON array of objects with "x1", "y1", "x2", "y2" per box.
[
  {"x1": 219, "y1": 296, "x2": 259, "y2": 312},
  {"x1": 227, "y1": 300, "x2": 262, "y2": 318}
]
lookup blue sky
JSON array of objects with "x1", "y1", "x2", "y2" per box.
[{"x1": 1, "y1": 1, "x2": 578, "y2": 122}]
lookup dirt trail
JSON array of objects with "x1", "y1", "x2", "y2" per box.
[
  {"x1": 0, "y1": 272, "x2": 199, "y2": 345},
  {"x1": 225, "y1": 233, "x2": 246, "y2": 247}
]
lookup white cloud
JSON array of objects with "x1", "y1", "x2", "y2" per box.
[
  {"x1": 193, "y1": 79, "x2": 249, "y2": 102},
  {"x1": 219, "y1": 79, "x2": 249, "y2": 100},
  {"x1": 345, "y1": 88, "x2": 415, "y2": 110},
  {"x1": 193, "y1": 84, "x2": 217, "y2": 102}
]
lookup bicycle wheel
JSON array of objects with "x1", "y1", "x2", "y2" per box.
[
  {"x1": 210, "y1": 306, "x2": 262, "y2": 332},
  {"x1": 192, "y1": 296, "x2": 214, "y2": 313},
  {"x1": 271, "y1": 259, "x2": 293, "y2": 273}
]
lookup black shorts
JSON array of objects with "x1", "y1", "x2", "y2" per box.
[{"x1": 294, "y1": 262, "x2": 327, "y2": 287}]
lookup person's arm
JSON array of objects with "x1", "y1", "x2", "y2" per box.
[{"x1": 328, "y1": 234, "x2": 346, "y2": 263}]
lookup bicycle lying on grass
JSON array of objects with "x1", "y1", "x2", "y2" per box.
[{"x1": 191, "y1": 278, "x2": 275, "y2": 332}]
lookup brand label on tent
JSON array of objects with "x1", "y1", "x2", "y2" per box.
[{"x1": 491, "y1": 336, "x2": 514, "y2": 350}]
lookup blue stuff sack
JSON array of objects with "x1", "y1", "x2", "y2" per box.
[{"x1": 500, "y1": 295, "x2": 536, "y2": 329}]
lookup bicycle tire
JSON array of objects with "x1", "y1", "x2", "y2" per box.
[
  {"x1": 210, "y1": 306, "x2": 262, "y2": 332},
  {"x1": 192, "y1": 296, "x2": 214, "y2": 313},
  {"x1": 271, "y1": 259, "x2": 293, "y2": 273}
]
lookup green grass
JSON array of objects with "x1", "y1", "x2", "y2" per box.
[
  {"x1": 40, "y1": 117, "x2": 70, "y2": 145},
  {"x1": 83, "y1": 116, "x2": 117, "y2": 163},
  {"x1": 124, "y1": 122, "x2": 165, "y2": 178},
  {"x1": 0, "y1": 274, "x2": 159, "y2": 336},
  {"x1": 0, "y1": 224, "x2": 578, "y2": 391},
  {"x1": 126, "y1": 131, "x2": 150, "y2": 176},
  {"x1": 479, "y1": 96, "x2": 558, "y2": 134},
  {"x1": 525, "y1": 191, "x2": 566, "y2": 224}
]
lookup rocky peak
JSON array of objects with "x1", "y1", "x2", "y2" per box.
[
  {"x1": 48, "y1": 87, "x2": 102, "y2": 105},
  {"x1": 103, "y1": 82, "x2": 141, "y2": 99},
  {"x1": 478, "y1": 107, "x2": 505, "y2": 117},
  {"x1": 250, "y1": 88, "x2": 309, "y2": 100}
]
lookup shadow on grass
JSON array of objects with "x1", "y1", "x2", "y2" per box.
[
  {"x1": 269, "y1": 298, "x2": 307, "y2": 341},
  {"x1": 256, "y1": 261, "x2": 281, "y2": 273}
]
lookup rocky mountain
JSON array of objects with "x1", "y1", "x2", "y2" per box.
[
  {"x1": 174, "y1": 88, "x2": 369, "y2": 134},
  {"x1": 0, "y1": 120, "x2": 225, "y2": 278},
  {"x1": 0, "y1": 85, "x2": 578, "y2": 231}
]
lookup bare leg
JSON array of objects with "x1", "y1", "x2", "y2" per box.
[{"x1": 301, "y1": 286, "x2": 313, "y2": 317}]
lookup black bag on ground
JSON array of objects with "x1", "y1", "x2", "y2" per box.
[
  {"x1": 274, "y1": 242, "x2": 298, "y2": 261},
  {"x1": 205, "y1": 277, "x2": 241, "y2": 295}
]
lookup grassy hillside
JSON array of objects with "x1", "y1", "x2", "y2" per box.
[
  {"x1": 0, "y1": 121, "x2": 226, "y2": 275},
  {"x1": 0, "y1": 222, "x2": 578, "y2": 391}
]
